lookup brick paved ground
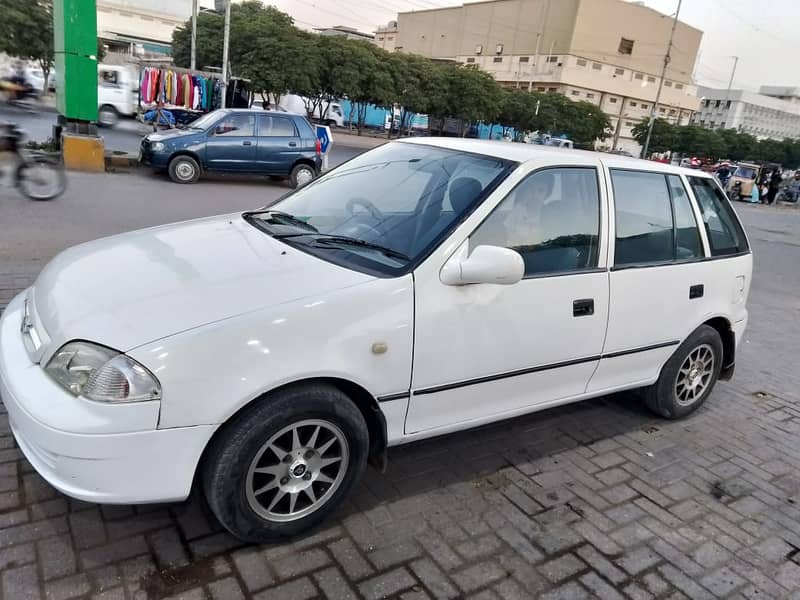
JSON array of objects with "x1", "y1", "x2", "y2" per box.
[{"x1": 1, "y1": 176, "x2": 800, "y2": 599}]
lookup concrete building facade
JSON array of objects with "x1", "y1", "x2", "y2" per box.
[
  {"x1": 315, "y1": 25, "x2": 375, "y2": 41},
  {"x1": 374, "y1": 22, "x2": 399, "y2": 52},
  {"x1": 395, "y1": 0, "x2": 703, "y2": 154},
  {"x1": 97, "y1": 0, "x2": 213, "y2": 57},
  {"x1": 691, "y1": 87, "x2": 800, "y2": 140}
]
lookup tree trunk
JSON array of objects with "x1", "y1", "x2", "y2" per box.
[
  {"x1": 39, "y1": 60, "x2": 51, "y2": 95},
  {"x1": 348, "y1": 103, "x2": 356, "y2": 132}
]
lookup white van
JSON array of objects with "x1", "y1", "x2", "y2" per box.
[
  {"x1": 97, "y1": 64, "x2": 139, "y2": 127},
  {"x1": 0, "y1": 139, "x2": 751, "y2": 543}
]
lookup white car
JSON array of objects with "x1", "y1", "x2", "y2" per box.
[{"x1": 0, "y1": 139, "x2": 752, "y2": 542}]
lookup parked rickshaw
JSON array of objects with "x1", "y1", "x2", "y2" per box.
[{"x1": 726, "y1": 162, "x2": 761, "y2": 202}]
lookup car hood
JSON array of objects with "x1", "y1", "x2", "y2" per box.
[
  {"x1": 146, "y1": 129, "x2": 199, "y2": 143},
  {"x1": 30, "y1": 214, "x2": 374, "y2": 358}
]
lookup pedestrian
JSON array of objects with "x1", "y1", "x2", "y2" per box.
[{"x1": 768, "y1": 169, "x2": 782, "y2": 205}]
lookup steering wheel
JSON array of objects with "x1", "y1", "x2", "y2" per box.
[{"x1": 343, "y1": 197, "x2": 387, "y2": 237}]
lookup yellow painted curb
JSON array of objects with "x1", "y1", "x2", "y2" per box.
[{"x1": 62, "y1": 134, "x2": 105, "y2": 172}]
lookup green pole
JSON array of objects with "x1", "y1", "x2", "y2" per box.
[{"x1": 53, "y1": 0, "x2": 98, "y2": 122}]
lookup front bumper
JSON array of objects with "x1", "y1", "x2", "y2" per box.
[{"x1": 0, "y1": 293, "x2": 214, "y2": 504}]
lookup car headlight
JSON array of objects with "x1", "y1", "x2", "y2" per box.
[
  {"x1": 45, "y1": 341, "x2": 161, "y2": 403},
  {"x1": 151, "y1": 142, "x2": 165, "y2": 152}
]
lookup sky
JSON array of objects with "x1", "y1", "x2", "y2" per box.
[{"x1": 260, "y1": 0, "x2": 800, "y2": 91}]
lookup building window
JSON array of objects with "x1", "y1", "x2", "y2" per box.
[
  {"x1": 669, "y1": 109, "x2": 676, "y2": 115},
  {"x1": 699, "y1": 120, "x2": 705, "y2": 126},
  {"x1": 659, "y1": 107, "x2": 666, "y2": 113},
  {"x1": 715, "y1": 100, "x2": 721, "y2": 107},
  {"x1": 609, "y1": 97, "x2": 618, "y2": 103},
  {"x1": 577, "y1": 59, "x2": 587, "y2": 67},
  {"x1": 572, "y1": 90, "x2": 580, "y2": 96},
  {"x1": 377, "y1": 36, "x2": 384, "y2": 41},
  {"x1": 466, "y1": 57, "x2": 475, "y2": 63},
  {"x1": 493, "y1": 57, "x2": 503, "y2": 63},
  {"x1": 387, "y1": 36, "x2": 394, "y2": 41},
  {"x1": 547, "y1": 56, "x2": 559, "y2": 63},
  {"x1": 548, "y1": 87, "x2": 557, "y2": 92},
  {"x1": 630, "y1": 101, "x2": 638, "y2": 107},
  {"x1": 537, "y1": 87, "x2": 546, "y2": 92},
  {"x1": 640, "y1": 103, "x2": 649, "y2": 110},
  {"x1": 618, "y1": 37, "x2": 634, "y2": 55},
  {"x1": 519, "y1": 56, "x2": 530, "y2": 63},
  {"x1": 647, "y1": 76, "x2": 656, "y2": 83},
  {"x1": 592, "y1": 63, "x2": 602, "y2": 70},
  {"x1": 675, "y1": 83, "x2": 683, "y2": 90},
  {"x1": 726, "y1": 100, "x2": 731, "y2": 109},
  {"x1": 586, "y1": 93, "x2": 595, "y2": 99},
  {"x1": 634, "y1": 73, "x2": 644, "y2": 80},
  {"x1": 721, "y1": 122, "x2": 726, "y2": 128},
  {"x1": 625, "y1": 121, "x2": 636, "y2": 126},
  {"x1": 614, "y1": 68, "x2": 624, "y2": 76},
  {"x1": 664, "y1": 80, "x2": 672, "y2": 87}
]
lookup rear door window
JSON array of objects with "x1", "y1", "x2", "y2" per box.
[
  {"x1": 258, "y1": 115, "x2": 297, "y2": 137},
  {"x1": 611, "y1": 170, "x2": 674, "y2": 266},
  {"x1": 688, "y1": 176, "x2": 749, "y2": 256}
]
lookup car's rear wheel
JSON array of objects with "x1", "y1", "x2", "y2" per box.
[
  {"x1": 168, "y1": 155, "x2": 200, "y2": 184},
  {"x1": 97, "y1": 105, "x2": 119, "y2": 128},
  {"x1": 290, "y1": 163, "x2": 315, "y2": 188},
  {"x1": 643, "y1": 325, "x2": 723, "y2": 419},
  {"x1": 202, "y1": 383, "x2": 368, "y2": 543}
]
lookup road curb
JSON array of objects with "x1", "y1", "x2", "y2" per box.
[{"x1": 104, "y1": 152, "x2": 141, "y2": 171}]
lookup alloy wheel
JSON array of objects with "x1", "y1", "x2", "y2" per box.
[
  {"x1": 674, "y1": 343, "x2": 715, "y2": 406},
  {"x1": 245, "y1": 419, "x2": 349, "y2": 522}
]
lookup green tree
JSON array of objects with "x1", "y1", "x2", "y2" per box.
[
  {"x1": 0, "y1": 0, "x2": 54, "y2": 92},
  {"x1": 631, "y1": 118, "x2": 676, "y2": 155},
  {"x1": 445, "y1": 66, "x2": 503, "y2": 136}
]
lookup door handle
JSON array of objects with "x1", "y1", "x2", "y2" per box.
[
  {"x1": 573, "y1": 298, "x2": 594, "y2": 317},
  {"x1": 689, "y1": 284, "x2": 704, "y2": 299},
  {"x1": 288, "y1": 142, "x2": 298, "y2": 147},
  {"x1": 242, "y1": 141, "x2": 253, "y2": 146}
]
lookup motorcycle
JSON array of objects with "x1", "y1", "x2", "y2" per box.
[
  {"x1": 0, "y1": 78, "x2": 40, "y2": 111},
  {"x1": 0, "y1": 123, "x2": 66, "y2": 200}
]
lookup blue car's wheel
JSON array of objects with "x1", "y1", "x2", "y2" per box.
[{"x1": 168, "y1": 155, "x2": 200, "y2": 184}]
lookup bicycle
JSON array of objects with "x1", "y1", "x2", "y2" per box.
[{"x1": 1, "y1": 123, "x2": 66, "y2": 200}]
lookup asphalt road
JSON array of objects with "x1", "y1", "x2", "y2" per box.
[{"x1": 0, "y1": 104, "x2": 365, "y2": 164}]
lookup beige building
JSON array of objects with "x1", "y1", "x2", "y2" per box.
[
  {"x1": 98, "y1": 0, "x2": 214, "y2": 58},
  {"x1": 395, "y1": 0, "x2": 703, "y2": 153},
  {"x1": 374, "y1": 22, "x2": 399, "y2": 52}
]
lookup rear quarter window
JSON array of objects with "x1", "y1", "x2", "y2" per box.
[{"x1": 688, "y1": 176, "x2": 749, "y2": 256}]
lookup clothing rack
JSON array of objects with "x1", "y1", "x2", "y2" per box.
[{"x1": 139, "y1": 65, "x2": 222, "y2": 113}]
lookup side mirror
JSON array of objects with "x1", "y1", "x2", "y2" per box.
[{"x1": 441, "y1": 244, "x2": 525, "y2": 286}]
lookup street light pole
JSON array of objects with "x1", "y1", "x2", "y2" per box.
[
  {"x1": 642, "y1": 0, "x2": 682, "y2": 159},
  {"x1": 221, "y1": 0, "x2": 231, "y2": 108},
  {"x1": 190, "y1": 0, "x2": 197, "y2": 71}
]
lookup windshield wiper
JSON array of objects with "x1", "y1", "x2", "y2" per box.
[
  {"x1": 245, "y1": 211, "x2": 319, "y2": 233},
  {"x1": 276, "y1": 233, "x2": 409, "y2": 261}
]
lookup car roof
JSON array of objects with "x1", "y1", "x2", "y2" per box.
[{"x1": 398, "y1": 137, "x2": 713, "y2": 179}]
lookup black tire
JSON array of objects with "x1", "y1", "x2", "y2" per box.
[
  {"x1": 290, "y1": 163, "x2": 316, "y2": 189},
  {"x1": 202, "y1": 383, "x2": 369, "y2": 543},
  {"x1": 16, "y1": 158, "x2": 66, "y2": 200},
  {"x1": 168, "y1": 155, "x2": 200, "y2": 184},
  {"x1": 97, "y1": 105, "x2": 119, "y2": 128},
  {"x1": 643, "y1": 325, "x2": 723, "y2": 419}
]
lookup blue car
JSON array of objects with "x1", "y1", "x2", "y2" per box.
[{"x1": 140, "y1": 109, "x2": 322, "y2": 187}]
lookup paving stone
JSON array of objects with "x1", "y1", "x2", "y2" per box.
[
  {"x1": 451, "y1": 561, "x2": 507, "y2": 593},
  {"x1": 38, "y1": 535, "x2": 76, "y2": 581},
  {"x1": 580, "y1": 571, "x2": 626, "y2": 600},
  {"x1": 701, "y1": 566, "x2": 747, "y2": 597},
  {"x1": 43, "y1": 573, "x2": 91, "y2": 600},
  {"x1": 313, "y1": 567, "x2": 358, "y2": 600},
  {"x1": 254, "y1": 577, "x2": 317, "y2": 600},
  {"x1": 409, "y1": 558, "x2": 458, "y2": 599},
  {"x1": 272, "y1": 548, "x2": 331, "y2": 580},
  {"x1": 328, "y1": 537, "x2": 374, "y2": 580},
  {"x1": 2, "y1": 563, "x2": 41, "y2": 600},
  {"x1": 617, "y1": 545, "x2": 661, "y2": 575},
  {"x1": 358, "y1": 567, "x2": 417, "y2": 600},
  {"x1": 539, "y1": 553, "x2": 586, "y2": 583},
  {"x1": 367, "y1": 540, "x2": 421, "y2": 569},
  {"x1": 208, "y1": 577, "x2": 246, "y2": 600},
  {"x1": 231, "y1": 549, "x2": 274, "y2": 592}
]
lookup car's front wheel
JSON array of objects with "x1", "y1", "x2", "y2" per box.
[
  {"x1": 643, "y1": 324, "x2": 723, "y2": 419},
  {"x1": 97, "y1": 105, "x2": 119, "y2": 128},
  {"x1": 168, "y1": 155, "x2": 200, "y2": 184},
  {"x1": 202, "y1": 383, "x2": 369, "y2": 543}
]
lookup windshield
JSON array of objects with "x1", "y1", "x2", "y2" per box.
[
  {"x1": 187, "y1": 111, "x2": 224, "y2": 130},
  {"x1": 246, "y1": 142, "x2": 514, "y2": 276},
  {"x1": 734, "y1": 166, "x2": 757, "y2": 179}
]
